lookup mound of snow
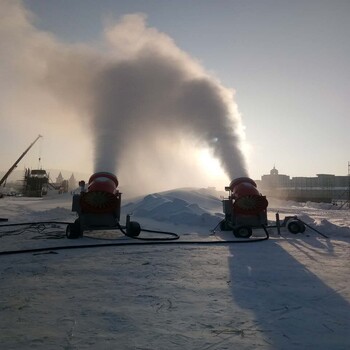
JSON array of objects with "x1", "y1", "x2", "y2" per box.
[
  {"x1": 122, "y1": 188, "x2": 223, "y2": 227},
  {"x1": 312, "y1": 218, "x2": 350, "y2": 237}
]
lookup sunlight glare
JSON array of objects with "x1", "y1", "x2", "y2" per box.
[{"x1": 197, "y1": 148, "x2": 227, "y2": 182}]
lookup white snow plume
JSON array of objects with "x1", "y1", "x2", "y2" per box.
[
  {"x1": 1, "y1": 2, "x2": 248, "y2": 195},
  {"x1": 93, "y1": 55, "x2": 246, "y2": 177},
  {"x1": 93, "y1": 14, "x2": 248, "y2": 183}
]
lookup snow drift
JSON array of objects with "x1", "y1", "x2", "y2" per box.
[{"x1": 0, "y1": 187, "x2": 349, "y2": 350}]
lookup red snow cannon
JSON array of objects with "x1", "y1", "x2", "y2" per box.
[
  {"x1": 68, "y1": 171, "x2": 141, "y2": 239},
  {"x1": 222, "y1": 177, "x2": 268, "y2": 238},
  {"x1": 229, "y1": 177, "x2": 268, "y2": 215},
  {"x1": 80, "y1": 172, "x2": 121, "y2": 214}
]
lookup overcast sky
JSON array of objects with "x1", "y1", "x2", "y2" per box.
[{"x1": 1, "y1": 0, "x2": 349, "y2": 189}]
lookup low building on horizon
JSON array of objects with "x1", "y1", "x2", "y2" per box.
[{"x1": 256, "y1": 166, "x2": 349, "y2": 204}]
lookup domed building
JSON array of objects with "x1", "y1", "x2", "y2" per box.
[
  {"x1": 258, "y1": 165, "x2": 349, "y2": 203},
  {"x1": 261, "y1": 166, "x2": 290, "y2": 189}
]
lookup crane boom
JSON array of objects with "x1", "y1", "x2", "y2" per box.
[{"x1": 0, "y1": 135, "x2": 42, "y2": 187}]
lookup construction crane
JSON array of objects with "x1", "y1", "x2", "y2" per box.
[{"x1": 0, "y1": 135, "x2": 42, "y2": 187}]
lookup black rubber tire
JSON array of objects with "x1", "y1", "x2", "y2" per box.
[
  {"x1": 66, "y1": 220, "x2": 81, "y2": 239},
  {"x1": 287, "y1": 220, "x2": 302, "y2": 234},
  {"x1": 298, "y1": 222, "x2": 306, "y2": 233},
  {"x1": 126, "y1": 221, "x2": 141, "y2": 237},
  {"x1": 233, "y1": 226, "x2": 253, "y2": 238}
]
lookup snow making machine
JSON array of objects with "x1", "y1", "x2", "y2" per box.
[
  {"x1": 66, "y1": 172, "x2": 140, "y2": 238},
  {"x1": 220, "y1": 177, "x2": 308, "y2": 237},
  {"x1": 221, "y1": 177, "x2": 269, "y2": 238}
]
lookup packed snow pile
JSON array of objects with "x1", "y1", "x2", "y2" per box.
[
  {"x1": 287, "y1": 212, "x2": 350, "y2": 238},
  {"x1": 0, "y1": 194, "x2": 75, "y2": 223},
  {"x1": 122, "y1": 188, "x2": 224, "y2": 227}
]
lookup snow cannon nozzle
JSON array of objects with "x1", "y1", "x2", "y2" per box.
[
  {"x1": 80, "y1": 172, "x2": 121, "y2": 214},
  {"x1": 228, "y1": 177, "x2": 268, "y2": 215}
]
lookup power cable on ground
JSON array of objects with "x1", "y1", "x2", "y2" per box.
[{"x1": 0, "y1": 220, "x2": 269, "y2": 256}]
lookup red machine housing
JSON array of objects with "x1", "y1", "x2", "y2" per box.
[
  {"x1": 222, "y1": 177, "x2": 268, "y2": 237},
  {"x1": 68, "y1": 171, "x2": 141, "y2": 239},
  {"x1": 80, "y1": 172, "x2": 121, "y2": 214},
  {"x1": 229, "y1": 177, "x2": 268, "y2": 215}
]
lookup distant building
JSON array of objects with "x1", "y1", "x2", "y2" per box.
[
  {"x1": 261, "y1": 166, "x2": 290, "y2": 189},
  {"x1": 55, "y1": 172, "x2": 78, "y2": 193},
  {"x1": 68, "y1": 173, "x2": 77, "y2": 191},
  {"x1": 258, "y1": 167, "x2": 349, "y2": 203},
  {"x1": 52, "y1": 172, "x2": 77, "y2": 193},
  {"x1": 56, "y1": 172, "x2": 64, "y2": 184}
]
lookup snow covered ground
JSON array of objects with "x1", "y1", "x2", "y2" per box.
[{"x1": 0, "y1": 189, "x2": 349, "y2": 349}]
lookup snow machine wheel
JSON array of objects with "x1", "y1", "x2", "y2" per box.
[
  {"x1": 287, "y1": 220, "x2": 304, "y2": 234},
  {"x1": 66, "y1": 220, "x2": 82, "y2": 239},
  {"x1": 233, "y1": 226, "x2": 252, "y2": 238},
  {"x1": 126, "y1": 221, "x2": 141, "y2": 237},
  {"x1": 299, "y1": 222, "x2": 306, "y2": 233}
]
